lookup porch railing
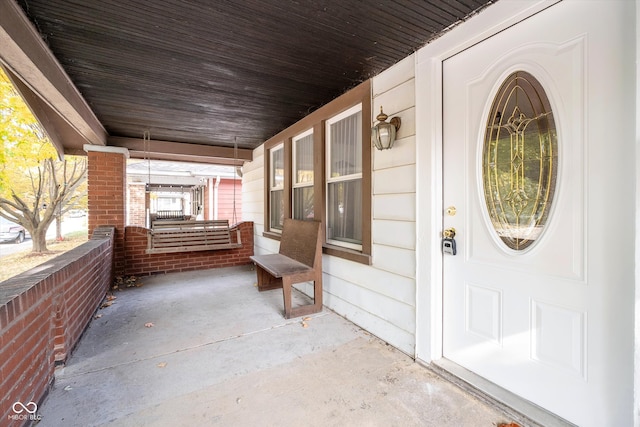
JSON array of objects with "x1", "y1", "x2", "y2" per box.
[{"x1": 0, "y1": 226, "x2": 115, "y2": 425}]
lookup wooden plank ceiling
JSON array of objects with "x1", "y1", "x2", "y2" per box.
[{"x1": 16, "y1": 0, "x2": 493, "y2": 162}]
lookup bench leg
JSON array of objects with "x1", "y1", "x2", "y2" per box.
[
  {"x1": 281, "y1": 275, "x2": 323, "y2": 319},
  {"x1": 313, "y1": 271, "x2": 323, "y2": 311},
  {"x1": 255, "y1": 265, "x2": 282, "y2": 291},
  {"x1": 282, "y1": 277, "x2": 294, "y2": 319}
]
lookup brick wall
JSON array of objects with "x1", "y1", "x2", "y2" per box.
[
  {"x1": 0, "y1": 227, "x2": 115, "y2": 426},
  {"x1": 127, "y1": 183, "x2": 147, "y2": 226},
  {"x1": 124, "y1": 221, "x2": 254, "y2": 276},
  {"x1": 87, "y1": 150, "x2": 126, "y2": 274}
]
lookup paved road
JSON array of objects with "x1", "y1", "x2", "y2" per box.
[
  {"x1": 0, "y1": 216, "x2": 88, "y2": 259},
  {"x1": 0, "y1": 238, "x2": 33, "y2": 258}
]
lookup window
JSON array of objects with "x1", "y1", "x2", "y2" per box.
[
  {"x1": 269, "y1": 143, "x2": 285, "y2": 232},
  {"x1": 482, "y1": 71, "x2": 557, "y2": 251},
  {"x1": 326, "y1": 104, "x2": 362, "y2": 250},
  {"x1": 292, "y1": 129, "x2": 314, "y2": 220},
  {"x1": 262, "y1": 80, "x2": 371, "y2": 264}
]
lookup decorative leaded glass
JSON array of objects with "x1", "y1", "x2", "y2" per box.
[{"x1": 482, "y1": 71, "x2": 557, "y2": 250}]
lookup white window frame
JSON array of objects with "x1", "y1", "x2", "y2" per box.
[
  {"x1": 269, "y1": 143, "x2": 285, "y2": 233},
  {"x1": 292, "y1": 128, "x2": 314, "y2": 220},
  {"x1": 325, "y1": 103, "x2": 363, "y2": 250}
]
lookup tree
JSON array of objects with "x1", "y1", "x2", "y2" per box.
[{"x1": 0, "y1": 67, "x2": 87, "y2": 253}]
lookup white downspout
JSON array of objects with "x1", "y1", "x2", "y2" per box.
[
  {"x1": 208, "y1": 177, "x2": 214, "y2": 220},
  {"x1": 213, "y1": 175, "x2": 221, "y2": 220}
]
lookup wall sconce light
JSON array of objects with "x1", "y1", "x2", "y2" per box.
[{"x1": 371, "y1": 106, "x2": 401, "y2": 150}]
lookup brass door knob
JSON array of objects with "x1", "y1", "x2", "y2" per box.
[{"x1": 443, "y1": 227, "x2": 456, "y2": 239}]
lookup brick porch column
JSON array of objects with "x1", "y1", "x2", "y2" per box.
[
  {"x1": 84, "y1": 145, "x2": 129, "y2": 275},
  {"x1": 127, "y1": 182, "x2": 147, "y2": 226}
]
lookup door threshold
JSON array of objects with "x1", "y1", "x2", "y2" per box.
[{"x1": 425, "y1": 359, "x2": 577, "y2": 427}]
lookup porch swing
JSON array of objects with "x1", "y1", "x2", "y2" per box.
[{"x1": 146, "y1": 138, "x2": 244, "y2": 254}]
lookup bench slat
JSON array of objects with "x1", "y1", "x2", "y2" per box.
[
  {"x1": 152, "y1": 236, "x2": 229, "y2": 242},
  {"x1": 153, "y1": 239, "x2": 233, "y2": 247},
  {"x1": 147, "y1": 242, "x2": 241, "y2": 254},
  {"x1": 249, "y1": 254, "x2": 312, "y2": 278},
  {"x1": 146, "y1": 219, "x2": 242, "y2": 253},
  {"x1": 150, "y1": 220, "x2": 230, "y2": 229},
  {"x1": 151, "y1": 231, "x2": 231, "y2": 239}
]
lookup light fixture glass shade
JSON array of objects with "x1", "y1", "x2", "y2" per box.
[
  {"x1": 372, "y1": 122, "x2": 396, "y2": 150},
  {"x1": 371, "y1": 107, "x2": 400, "y2": 150}
]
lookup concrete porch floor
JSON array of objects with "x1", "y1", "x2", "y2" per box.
[{"x1": 37, "y1": 265, "x2": 513, "y2": 426}]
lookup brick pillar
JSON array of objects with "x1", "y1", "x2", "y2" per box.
[
  {"x1": 127, "y1": 183, "x2": 147, "y2": 226},
  {"x1": 85, "y1": 145, "x2": 129, "y2": 275}
]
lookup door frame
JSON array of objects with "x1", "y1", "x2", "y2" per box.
[
  {"x1": 414, "y1": 0, "x2": 639, "y2": 423},
  {"x1": 414, "y1": 0, "x2": 561, "y2": 363}
]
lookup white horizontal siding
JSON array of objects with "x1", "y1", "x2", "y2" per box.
[
  {"x1": 374, "y1": 164, "x2": 416, "y2": 195},
  {"x1": 373, "y1": 194, "x2": 415, "y2": 221},
  {"x1": 372, "y1": 244, "x2": 415, "y2": 278},
  {"x1": 241, "y1": 178, "x2": 263, "y2": 193},
  {"x1": 241, "y1": 203, "x2": 262, "y2": 224},
  {"x1": 373, "y1": 55, "x2": 415, "y2": 96},
  {"x1": 324, "y1": 274, "x2": 414, "y2": 333},
  {"x1": 372, "y1": 219, "x2": 416, "y2": 250},
  {"x1": 323, "y1": 255, "x2": 415, "y2": 305},
  {"x1": 243, "y1": 145, "x2": 266, "y2": 250},
  {"x1": 254, "y1": 235, "x2": 279, "y2": 255},
  {"x1": 242, "y1": 57, "x2": 419, "y2": 357},
  {"x1": 323, "y1": 285, "x2": 415, "y2": 355},
  {"x1": 374, "y1": 135, "x2": 416, "y2": 170}
]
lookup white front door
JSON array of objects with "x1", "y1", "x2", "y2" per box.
[{"x1": 442, "y1": 2, "x2": 633, "y2": 425}]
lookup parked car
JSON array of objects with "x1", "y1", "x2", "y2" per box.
[{"x1": 0, "y1": 216, "x2": 27, "y2": 244}]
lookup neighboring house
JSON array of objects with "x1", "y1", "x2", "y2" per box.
[
  {"x1": 126, "y1": 160, "x2": 242, "y2": 227},
  {"x1": 242, "y1": 1, "x2": 636, "y2": 426}
]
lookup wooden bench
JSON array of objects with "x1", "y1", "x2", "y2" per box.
[
  {"x1": 250, "y1": 218, "x2": 323, "y2": 319},
  {"x1": 147, "y1": 219, "x2": 242, "y2": 254}
]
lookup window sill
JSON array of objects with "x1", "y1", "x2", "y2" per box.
[
  {"x1": 262, "y1": 231, "x2": 282, "y2": 241},
  {"x1": 261, "y1": 232, "x2": 372, "y2": 265},
  {"x1": 323, "y1": 244, "x2": 372, "y2": 265}
]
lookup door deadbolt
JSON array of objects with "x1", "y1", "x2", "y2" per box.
[{"x1": 442, "y1": 227, "x2": 456, "y2": 239}]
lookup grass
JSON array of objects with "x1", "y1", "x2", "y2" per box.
[{"x1": 0, "y1": 233, "x2": 89, "y2": 283}]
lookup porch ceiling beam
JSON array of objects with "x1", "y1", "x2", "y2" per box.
[
  {"x1": 0, "y1": 0, "x2": 107, "y2": 153},
  {"x1": 108, "y1": 137, "x2": 253, "y2": 166}
]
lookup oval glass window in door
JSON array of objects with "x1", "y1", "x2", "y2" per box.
[{"x1": 482, "y1": 71, "x2": 558, "y2": 251}]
